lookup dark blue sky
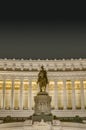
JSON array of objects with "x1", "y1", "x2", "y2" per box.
[{"x1": 0, "y1": 11, "x2": 86, "y2": 59}]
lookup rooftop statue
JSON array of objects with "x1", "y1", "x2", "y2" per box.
[{"x1": 37, "y1": 66, "x2": 48, "y2": 92}]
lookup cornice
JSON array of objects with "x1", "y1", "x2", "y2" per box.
[{"x1": 0, "y1": 58, "x2": 86, "y2": 71}]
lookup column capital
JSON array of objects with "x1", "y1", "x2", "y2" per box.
[
  {"x1": 61, "y1": 79, "x2": 66, "y2": 83},
  {"x1": 29, "y1": 79, "x2": 32, "y2": 84},
  {"x1": 20, "y1": 78, "x2": 24, "y2": 82},
  {"x1": 54, "y1": 79, "x2": 57, "y2": 82},
  {"x1": 54, "y1": 80, "x2": 57, "y2": 86},
  {"x1": 71, "y1": 79, "x2": 75, "y2": 82}
]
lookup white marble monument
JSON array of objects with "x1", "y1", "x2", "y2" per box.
[{"x1": 0, "y1": 58, "x2": 86, "y2": 119}]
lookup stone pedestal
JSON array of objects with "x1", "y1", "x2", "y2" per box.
[
  {"x1": 34, "y1": 92, "x2": 51, "y2": 115},
  {"x1": 32, "y1": 92, "x2": 53, "y2": 122}
]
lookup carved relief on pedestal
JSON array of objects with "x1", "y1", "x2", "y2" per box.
[{"x1": 34, "y1": 93, "x2": 51, "y2": 115}]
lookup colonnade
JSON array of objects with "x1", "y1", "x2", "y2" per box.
[{"x1": 0, "y1": 79, "x2": 86, "y2": 110}]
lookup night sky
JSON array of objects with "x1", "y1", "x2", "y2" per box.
[{"x1": 0, "y1": 6, "x2": 86, "y2": 59}]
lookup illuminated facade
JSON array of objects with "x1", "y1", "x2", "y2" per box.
[{"x1": 0, "y1": 58, "x2": 86, "y2": 118}]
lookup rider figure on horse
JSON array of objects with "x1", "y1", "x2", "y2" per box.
[{"x1": 37, "y1": 66, "x2": 48, "y2": 92}]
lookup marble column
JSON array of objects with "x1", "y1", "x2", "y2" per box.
[
  {"x1": 3, "y1": 80, "x2": 5, "y2": 109},
  {"x1": 63, "y1": 80, "x2": 67, "y2": 110},
  {"x1": 20, "y1": 79, "x2": 23, "y2": 110},
  {"x1": 80, "y1": 80, "x2": 85, "y2": 109},
  {"x1": 29, "y1": 80, "x2": 32, "y2": 109},
  {"x1": 11, "y1": 79, "x2": 14, "y2": 109},
  {"x1": 54, "y1": 80, "x2": 58, "y2": 109},
  {"x1": 28, "y1": 80, "x2": 29, "y2": 109},
  {"x1": 72, "y1": 80, "x2": 76, "y2": 110}
]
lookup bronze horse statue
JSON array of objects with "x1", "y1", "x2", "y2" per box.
[{"x1": 37, "y1": 66, "x2": 48, "y2": 92}]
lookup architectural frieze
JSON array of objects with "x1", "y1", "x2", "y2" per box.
[{"x1": 0, "y1": 58, "x2": 86, "y2": 71}]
